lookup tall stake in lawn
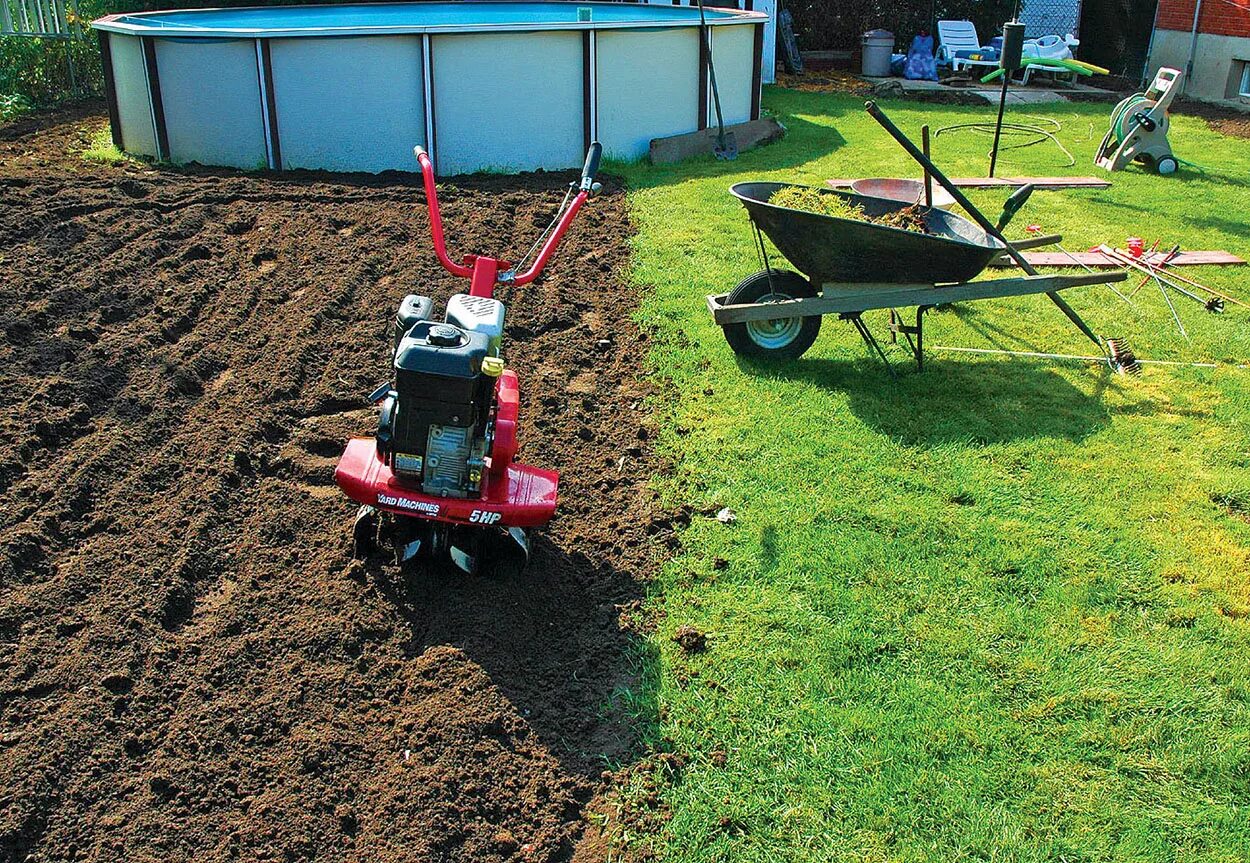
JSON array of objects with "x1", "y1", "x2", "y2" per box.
[
  {"x1": 989, "y1": 21, "x2": 1026, "y2": 178},
  {"x1": 865, "y1": 101, "x2": 1126, "y2": 367}
]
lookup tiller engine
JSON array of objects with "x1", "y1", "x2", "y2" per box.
[{"x1": 336, "y1": 142, "x2": 602, "y2": 572}]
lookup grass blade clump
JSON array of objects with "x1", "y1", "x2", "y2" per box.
[
  {"x1": 768, "y1": 185, "x2": 866, "y2": 220},
  {"x1": 768, "y1": 185, "x2": 932, "y2": 234}
]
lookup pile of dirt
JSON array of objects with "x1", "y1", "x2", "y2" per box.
[
  {"x1": 0, "y1": 103, "x2": 668, "y2": 861},
  {"x1": 776, "y1": 69, "x2": 872, "y2": 96},
  {"x1": 1173, "y1": 97, "x2": 1250, "y2": 141}
]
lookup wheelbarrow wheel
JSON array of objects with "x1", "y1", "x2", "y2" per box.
[{"x1": 722, "y1": 270, "x2": 821, "y2": 360}]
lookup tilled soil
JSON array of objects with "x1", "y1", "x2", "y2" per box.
[{"x1": 0, "y1": 103, "x2": 666, "y2": 862}]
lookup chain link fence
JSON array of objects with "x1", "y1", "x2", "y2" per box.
[{"x1": 1077, "y1": 0, "x2": 1159, "y2": 79}]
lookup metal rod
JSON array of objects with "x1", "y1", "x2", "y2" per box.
[
  {"x1": 930, "y1": 345, "x2": 1242, "y2": 369},
  {"x1": 989, "y1": 73, "x2": 1010, "y2": 178},
  {"x1": 864, "y1": 100, "x2": 1106, "y2": 352},
  {"x1": 1045, "y1": 237, "x2": 1140, "y2": 310},
  {"x1": 921, "y1": 125, "x2": 933, "y2": 208},
  {"x1": 1103, "y1": 246, "x2": 1220, "y2": 311},
  {"x1": 1154, "y1": 270, "x2": 1189, "y2": 340},
  {"x1": 1158, "y1": 264, "x2": 1249, "y2": 308}
]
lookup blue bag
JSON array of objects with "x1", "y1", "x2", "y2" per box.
[{"x1": 904, "y1": 34, "x2": 938, "y2": 81}]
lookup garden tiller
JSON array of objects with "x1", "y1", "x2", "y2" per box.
[{"x1": 335, "y1": 142, "x2": 603, "y2": 573}]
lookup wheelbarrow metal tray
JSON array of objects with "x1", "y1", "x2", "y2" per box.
[{"x1": 730, "y1": 182, "x2": 1006, "y2": 285}]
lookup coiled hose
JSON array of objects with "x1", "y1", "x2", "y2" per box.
[{"x1": 934, "y1": 116, "x2": 1077, "y2": 167}]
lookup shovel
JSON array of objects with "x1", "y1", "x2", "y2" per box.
[{"x1": 696, "y1": 0, "x2": 737, "y2": 160}]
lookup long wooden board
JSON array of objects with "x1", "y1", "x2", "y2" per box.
[
  {"x1": 827, "y1": 176, "x2": 1112, "y2": 190},
  {"x1": 989, "y1": 250, "x2": 1246, "y2": 268}
]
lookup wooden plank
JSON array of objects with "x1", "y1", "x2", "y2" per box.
[
  {"x1": 649, "y1": 117, "x2": 784, "y2": 165},
  {"x1": 827, "y1": 176, "x2": 1111, "y2": 190},
  {"x1": 708, "y1": 272, "x2": 1125, "y2": 324},
  {"x1": 989, "y1": 250, "x2": 1246, "y2": 268}
]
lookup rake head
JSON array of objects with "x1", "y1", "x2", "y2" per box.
[{"x1": 1105, "y1": 337, "x2": 1142, "y2": 376}]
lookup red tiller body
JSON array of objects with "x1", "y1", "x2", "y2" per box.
[
  {"x1": 334, "y1": 441, "x2": 559, "y2": 527},
  {"x1": 334, "y1": 143, "x2": 600, "y2": 535},
  {"x1": 335, "y1": 369, "x2": 555, "y2": 528}
]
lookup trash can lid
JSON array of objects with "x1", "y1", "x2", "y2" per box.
[{"x1": 863, "y1": 29, "x2": 893, "y2": 38}]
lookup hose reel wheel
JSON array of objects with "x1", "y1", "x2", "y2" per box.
[{"x1": 1110, "y1": 94, "x2": 1158, "y2": 144}]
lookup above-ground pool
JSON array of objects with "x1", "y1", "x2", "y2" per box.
[{"x1": 92, "y1": 1, "x2": 767, "y2": 175}]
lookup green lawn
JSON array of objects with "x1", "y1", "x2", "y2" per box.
[{"x1": 609, "y1": 89, "x2": 1250, "y2": 862}]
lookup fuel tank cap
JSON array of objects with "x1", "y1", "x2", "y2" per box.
[{"x1": 427, "y1": 324, "x2": 464, "y2": 347}]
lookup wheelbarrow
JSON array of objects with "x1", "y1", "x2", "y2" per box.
[{"x1": 707, "y1": 102, "x2": 1136, "y2": 374}]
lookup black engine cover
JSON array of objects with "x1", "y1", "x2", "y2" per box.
[{"x1": 390, "y1": 321, "x2": 492, "y2": 459}]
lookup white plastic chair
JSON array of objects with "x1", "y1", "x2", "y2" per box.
[{"x1": 937, "y1": 20, "x2": 998, "y2": 74}]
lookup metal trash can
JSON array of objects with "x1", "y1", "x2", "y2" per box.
[{"x1": 861, "y1": 29, "x2": 894, "y2": 78}]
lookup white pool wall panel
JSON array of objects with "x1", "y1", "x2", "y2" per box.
[
  {"x1": 596, "y1": 27, "x2": 700, "y2": 160},
  {"x1": 95, "y1": 4, "x2": 767, "y2": 175},
  {"x1": 270, "y1": 35, "x2": 427, "y2": 172},
  {"x1": 709, "y1": 24, "x2": 755, "y2": 127},
  {"x1": 108, "y1": 34, "x2": 157, "y2": 158},
  {"x1": 154, "y1": 38, "x2": 268, "y2": 169},
  {"x1": 431, "y1": 31, "x2": 583, "y2": 176}
]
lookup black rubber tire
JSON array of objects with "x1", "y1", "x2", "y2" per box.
[
  {"x1": 721, "y1": 269, "x2": 821, "y2": 360},
  {"x1": 1155, "y1": 156, "x2": 1179, "y2": 176}
]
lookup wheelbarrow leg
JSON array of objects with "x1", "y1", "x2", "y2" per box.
[
  {"x1": 888, "y1": 305, "x2": 930, "y2": 372},
  {"x1": 841, "y1": 313, "x2": 897, "y2": 378}
]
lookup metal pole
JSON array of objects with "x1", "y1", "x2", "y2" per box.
[
  {"x1": 988, "y1": 73, "x2": 1010, "y2": 178},
  {"x1": 1183, "y1": 0, "x2": 1203, "y2": 95},
  {"x1": 921, "y1": 124, "x2": 932, "y2": 207},
  {"x1": 865, "y1": 100, "x2": 1106, "y2": 351}
]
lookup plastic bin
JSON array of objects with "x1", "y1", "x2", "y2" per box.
[{"x1": 861, "y1": 29, "x2": 894, "y2": 78}]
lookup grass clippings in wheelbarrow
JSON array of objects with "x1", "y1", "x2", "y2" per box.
[{"x1": 767, "y1": 185, "x2": 932, "y2": 234}]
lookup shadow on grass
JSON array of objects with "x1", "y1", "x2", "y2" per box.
[{"x1": 737, "y1": 351, "x2": 1113, "y2": 446}]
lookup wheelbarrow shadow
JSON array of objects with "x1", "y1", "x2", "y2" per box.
[{"x1": 736, "y1": 351, "x2": 1115, "y2": 447}]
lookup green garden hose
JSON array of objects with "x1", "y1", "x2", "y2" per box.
[{"x1": 1109, "y1": 94, "x2": 1153, "y2": 144}]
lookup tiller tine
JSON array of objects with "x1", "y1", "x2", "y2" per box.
[
  {"x1": 448, "y1": 529, "x2": 481, "y2": 575},
  {"x1": 352, "y1": 505, "x2": 379, "y2": 557},
  {"x1": 504, "y1": 527, "x2": 531, "y2": 562},
  {"x1": 399, "y1": 536, "x2": 424, "y2": 564}
]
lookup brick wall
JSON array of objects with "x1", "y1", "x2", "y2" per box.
[{"x1": 1156, "y1": 0, "x2": 1250, "y2": 38}]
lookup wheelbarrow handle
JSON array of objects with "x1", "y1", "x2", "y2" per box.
[
  {"x1": 996, "y1": 183, "x2": 1034, "y2": 231},
  {"x1": 864, "y1": 101, "x2": 1104, "y2": 351}
]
